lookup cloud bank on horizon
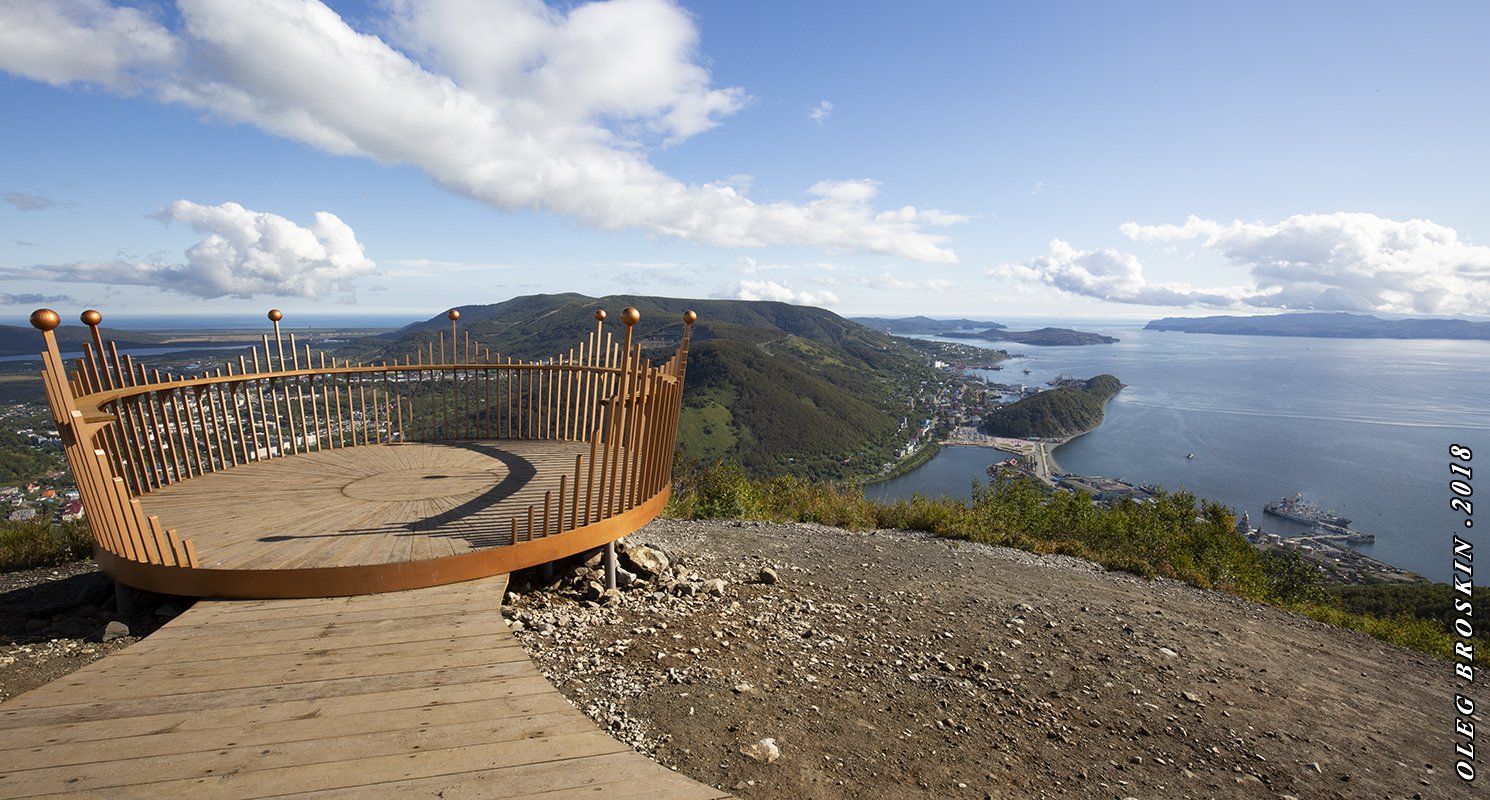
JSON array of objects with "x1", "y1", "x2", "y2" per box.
[
  {"x1": 994, "y1": 212, "x2": 1490, "y2": 317},
  {"x1": 0, "y1": 201, "x2": 375, "y2": 300},
  {"x1": 0, "y1": 0, "x2": 963, "y2": 270}
]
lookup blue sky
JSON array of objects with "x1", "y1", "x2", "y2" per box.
[{"x1": 2, "y1": 0, "x2": 1488, "y2": 323}]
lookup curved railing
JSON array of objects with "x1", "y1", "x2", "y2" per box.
[{"x1": 28, "y1": 305, "x2": 695, "y2": 594}]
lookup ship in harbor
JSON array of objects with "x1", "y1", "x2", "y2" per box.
[{"x1": 1264, "y1": 492, "x2": 1351, "y2": 528}]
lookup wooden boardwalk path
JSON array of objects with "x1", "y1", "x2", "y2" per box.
[{"x1": 0, "y1": 576, "x2": 729, "y2": 799}]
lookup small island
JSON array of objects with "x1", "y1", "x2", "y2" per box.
[
  {"x1": 945, "y1": 327, "x2": 1119, "y2": 346},
  {"x1": 980, "y1": 374, "x2": 1124, "y2": 439},
  {"x1": 1146, "y1": 312, "x2": 1490, "y2": 340}
]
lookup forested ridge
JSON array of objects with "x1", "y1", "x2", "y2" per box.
[
  {"x1": 376, "y1": 294, "x2": 943, "y2": 480},
  {"x1": 981, "y1": 374, "x2": 1123, "y2": 438}
]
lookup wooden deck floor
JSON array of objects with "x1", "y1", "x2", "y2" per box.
[
  {"x1": 0, "y1": 576, "x2": 729, "y2": 799},
  {"x1": 138, "y1": 441, "x2": 591, "y2": 571}
]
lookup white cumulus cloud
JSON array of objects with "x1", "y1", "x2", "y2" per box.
[
  {"x1": 0, "y1": 0, "x2": 962, "y2": 262},
  {"x1": 0, "y1": 0, "x2": 179, "y2": 90},
  {"x1": 1119, "y1": 213, "x2": 1490, "y2": 314},
  {"x1": 866, "y1": 272, "x2": 954, "y2": 293},
  {"x1": 726, "y1": 280, "x2": 839, "y2": 307},
  {"x1": 989, "y1": 240, "x2": 1243, "y2": 307},
  {"x1": 996, "y1": 212, "x2": 1490, "y2": 315},
  {"x1": 3, "y1": 201, "x2": 375, "y2": 299}
]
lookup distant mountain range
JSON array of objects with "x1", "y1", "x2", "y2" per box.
[
  {"x1": 851, "y1": 316, "x2": 1007, "y2": 334},
  {"x1": 850, "y1": 316, "x2": 1118, "y2": 346},
  {"x1": 0, "y1": 325, "x2": 167, "y2": 358},
  {"x1": 1145, "y1": 312, "x2": 1490, "y2": 340},
  {"x1": 378, "y1": 295, "x2": 943, "y2": 481},
  {"x1": 943, "y1": 327, "x2": 1119, "y2": 346}
]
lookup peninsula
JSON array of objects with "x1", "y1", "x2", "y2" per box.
[
  {"x1": 1146, "y1": 311, "x2": 1490, "y2": 340},
  {"x1": 850, "y1": 316, "x2": 1007, "y2": 334},
  {"x1": 944, "y1": 327, "x2": 1119, "y2": 346}
]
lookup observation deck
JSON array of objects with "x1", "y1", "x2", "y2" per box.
[
  {"x1": 27, "y1": 305, "x2": 696, "y2": 599},
  {"x1": 8, "y1": 305, "x2": 728, "y2": 798}
]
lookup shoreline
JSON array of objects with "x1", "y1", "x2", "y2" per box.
[
  {"x1": 943, "y1": 430, "x2": 1089, "y2": 482},
  {"x1": 860, "y1": 440, "x2": 942, "y2": 486}
]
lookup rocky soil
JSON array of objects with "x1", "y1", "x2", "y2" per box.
[
  {"x1": 507, "y1": 519, "x2": 1454, "y2": 800},
  {"x1": 0, "y1": 562, "x2": 186, "y2": 702}
]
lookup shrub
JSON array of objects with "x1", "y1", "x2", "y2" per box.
[{"x1": 0, "y1": 519, "x2": 92, "y2": 571}]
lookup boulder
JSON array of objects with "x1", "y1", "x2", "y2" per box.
[
  {"x1": 102, "y1": 620, "x2": 130, "y2": 642},
  {"x1": 740, "y1": 737, "x2": 781, "y2": 764},
  {"x1": 624, "y1": 545, "x2": 670, "y2": 577}
]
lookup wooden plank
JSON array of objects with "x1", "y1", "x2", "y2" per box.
[
  {"x1": 0, "y1": 699, "x2": 582, "y2": 771},
  {"x1": 0, "y1": 680, "x2": 563, "y2": 752},
  {"x1": 75, "y1": 618, "x2": 512, "y2": 664},
  {"x1": 0, "y1": 714, "x2": 607, "y2": 796},
  {"x1": 269, "y1": 752, "x2": 733, "y2": 800},
  {"x1": 65, "y1": 633, "x2": 528, "y2": 688},
  {"x1": 28, "y1": 731, "x2": 630, "y2": 799},
  {"x1": 0, "y1": 658, "x2": 534, "y2": 729}
]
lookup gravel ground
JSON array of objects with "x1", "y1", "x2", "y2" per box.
[
  {"x1": 0, "y1": 562, "x2": 187, "y2": 703},
  {"x1": 507, "y1": 518, "x2": 1454, "y2": 800}
]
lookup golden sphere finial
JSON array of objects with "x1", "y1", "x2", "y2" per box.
[
  {"x1": 267, "y1": 309, "x2": 283, "y2": 322},
  {"x1": 447, "y1": 309, "x2": 460, "y2": 321},
  {"x1": 80, "y1": 309, "x2": 102, "y2": 327},
  {"x1": 621, "y1": 307, "x2": 640, "y2": 327},
  {"x1": 683, "y1": 310, "x2": 698, "y2": 325},
  {"x1": 594, "y1": 309, "x2": 607, "y2": 322},
  {"x1": 30, "y1": 309, "x2": 60, "y2": 332}
]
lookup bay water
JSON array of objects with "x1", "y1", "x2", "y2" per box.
[{"x1": 864, "y1": 323, "x2": 1490, "y2": 583}]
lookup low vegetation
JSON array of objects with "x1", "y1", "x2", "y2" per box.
[
  {"x1": 0, "y1": 429, "x2": 64, "y2": 484},
  {"x1": 666, "y1": 459, "x2": 1488, "y2": 668},
  {"x1": 0, "y1": 519, "x2": 92, "y2": 571}
]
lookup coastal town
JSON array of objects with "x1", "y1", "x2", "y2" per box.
[{"x1": 0, "y1": 401, "x2": 78, "y2": 527}]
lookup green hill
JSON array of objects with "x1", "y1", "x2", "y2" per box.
[
  {"x1": 981, "y1": 374, "x2": 1123, "y2": 438},
  {"x1": 374, "y1": 294, "x2": 941, "y2": 480},
  {"x1": 0, "y1": 323, "x2": 169, "y2": 357}
]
